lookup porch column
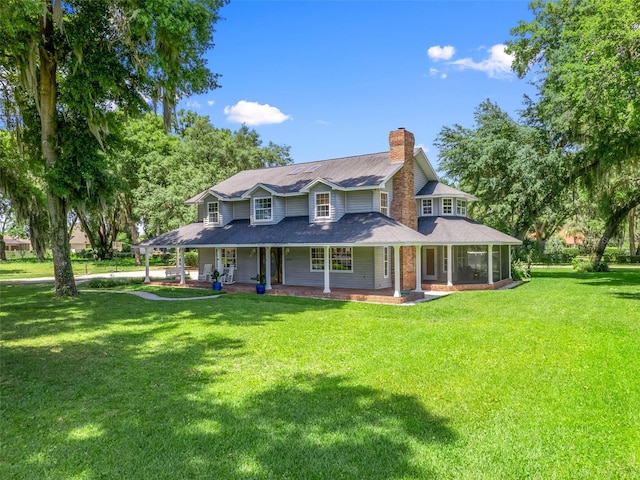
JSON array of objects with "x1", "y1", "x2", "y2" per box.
[
  {"x1": 323, "y1": 245, "x2": 331, "y2": 294},
  {"x1": 488, "y1": 245, "x2": 494, "y2": 285},
  {"x1": 179, "y1": 248, "x2": 186, "y2": 285},
  {"x1": 508, "y1": 246, "x2": 512, "y2": 279},
  {"x1": 394, "y1": 245, "x2": 401, "y2": 297},
  {"x1": 265, "y1": 246, "x2": 272, "y2": 290},
  {"x1": 447, "y1": 244, "x2": 453, "y2": 286},
  {"x1": 144, "y1": 248, "x2": 150, "y2": 284},
  {"x1": 215, "y1": 248, "x2": 222, "y2": 272},
  {"x1": 413, "y1": 245, "x2": 423, "y2": 292}
]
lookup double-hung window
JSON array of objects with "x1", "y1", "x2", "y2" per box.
[
  {"x1": 310, "y1": 247, "x2": 325, "y2": 271},
  {"x1": 315, "y1": 192, "x2": 330, "y2": 219},
  {"x1": 207, "y1": 201, "x2": 219, "y2": 224},
  {"x1": 442, "y1": 198, "x2": 453, "y2": 215},
  {"x1": 422, "y1": 199, "x2": 433, "y2": 216},
  {"x1": 222, "y1": 248, "x2": 237, "y2": 268},
  {"x1": 310, "y1": 247, "x2": 353, "y2": 272},
  {"x1": 456, "y1": 199, "x2": 467, "y2": 216},
  {"x1": 254, "y1": 197, "x2": 272, "y2": 221},
  {"x1": 380, "y1": 192, "x2": 389, "y2": 216}
]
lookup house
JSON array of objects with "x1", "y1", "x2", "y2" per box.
[
  {"x1": 69, "y1": 224, "x2": 91, "y2": 252},
  {"x1": 3, "y1": 236, "x2": 31, "y2": 252},
  {"x1": 139, "y1": 128, "x2": 521, "y2": 297}
]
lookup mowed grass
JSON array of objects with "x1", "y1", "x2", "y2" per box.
[
  {"x1": 1, "y1": 270, "x2": 639, "y2": 479},
  {"x1": 0, "y1": 259, "x2": 169, "y2": 279}
]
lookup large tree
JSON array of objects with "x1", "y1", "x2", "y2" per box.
[
  {"x1": 435, "y1": 100, "x2": 571, "y2": 240},
  {"x1": 0, "y1": 0, "x2": 226, "y2": 295},
  {"x1": 507, "y1": 0, "x2": 640, "y2": 262}
]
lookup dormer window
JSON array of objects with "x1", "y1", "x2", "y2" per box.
[
  {"x1": 380, "y1": 192, "x2": 389, "y2": 216},
  {"x1": 456, "y1": 199, "x2": 467, "y2": 216},
  {"x1": 422, "y1": 199, "x2": 433, "y2": 216},
  {"x1": 315, "y1": 192, "x2": 331, "y2": 219},
  {"x1": 207, "y1": 201, "x2": 219, "y2": 224},
  {"x1": 442, "y1": 198, "x2": 453, "y2": 215},
  {"x1": 254, "y1": 197, "x2": 272, "y2": 221}
]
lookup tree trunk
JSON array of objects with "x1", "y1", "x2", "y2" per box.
[
  {"x1": 594, "y1": 192, "x2": 640, "y2": 263},
  {"x1": 629, "y1": 208, "x2": 636, "y2": 258},
  {"x1": 125, "y1": 200, "x2": 141, "y2": 266},
  {"x1": 29, "y1": 212, "x2": 48, "y2": 261},
  {"x1": 0, "y1": 238, "x2": 6, "y2": 261},
  {"x1": 40, "y1": 3, "x2": 77, "y2": 296}
]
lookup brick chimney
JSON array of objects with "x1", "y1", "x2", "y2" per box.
[{"x1": 389, "y1": 128, "x2": 417, "y2": 290}]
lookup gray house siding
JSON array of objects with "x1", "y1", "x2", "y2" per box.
[
  {"x1": 233, "y1": 200, "x2": 251, "y2": 220},
  {"x1": 284, "y1": 247, "x2": 377, "y2": 289},
  {"x1": 286, "y1": 196, "x2": 308, "y2": 217},
  {"x1": 346, "y1": 190, "x2": 373, "y2": 213},
  {"x1": 274, "y1": 196, "x2": 286, "y2": 223},
  {"x1": 414, "y1": 159, "x2": 428, "y2": 194},
  {"x1": 220, "y1": 202, "x2": 233, "y2": 226},
  {"x1": 236, "y1": 248, "x2": 258, "y2": 283},
  {"x1": 374, "y1": 246, "x2": 392, "y2": 289},
  {"x1": 199, "y1": 248, "x2": 216, "y2": 272}
]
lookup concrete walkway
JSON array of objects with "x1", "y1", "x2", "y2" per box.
[{"x1": 80, "y1": 288, "x2": 220, "y2": 301}]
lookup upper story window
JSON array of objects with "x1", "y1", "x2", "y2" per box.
[
  {"x1": 456, "y1": 199, "x2": 467, "y2": 216},
  {"x1": 380, "y1": 192, "x2": 389, "y2": 216},
  {"x1": 442, "y1": 198, "x2": 453, "y2": 215},
  {"x1": 421, "y1": 199, "x2": 433, "y2": 216},
  {"x1": 254, "y1": 197, "x2": 272, "y2": 221},
  {"x1": 207, "y1": 201, "x2": 219, "y2": 224},
  {"x1": 315, "y1": 192, "x2": 331, "y2": 219}
]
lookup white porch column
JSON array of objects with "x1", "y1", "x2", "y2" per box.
[
  {"x1": 393, "y1": 245, "x2": 401, "y2": 298},
  {"x1": 179, "y1": 248, "x2": 186, "y2": 285},
  {"x1": 414, "y1": 245, "x2": 423, "y2": 292},
  {"x1": 282, "y1": 249, "x2": 287, "y2": 285},
  {"x1": 488, "y1": 244, "x2": 494, "y2": 285},
  {"x1": 215, "y1": 248, "x2": 223, "y2": 273},
  {"x1": 323, "y1": 245, "x2": 331, "y2": 294},
  {"x1": 265, "y1": 246, "x2": 272, "y2": 290},
  {"x1": 447, "y1": 244, "x2": 453, "y2": 286},
  {"x1": 144, "y1": 248, "x2": 150, "y2": 283},
  {"x1": 508, "y1": 246, "x2": 512, "y2": 279}
]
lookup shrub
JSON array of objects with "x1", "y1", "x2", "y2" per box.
[
  {"x1": 572, "y1": 257, "x2": 593, "y2": 273},
  {"x1": 593, "y1": 261, "x2": 609, "y2": 272},
  {"x1": 511, "y1": 259, "x2": 531, "y2": 281},
  {"x1": 184, "y1": 251, "x2": 198, "y2": 267},
  {"x1": 85, "y1": 278, "x2": 144, "y2": 289}
]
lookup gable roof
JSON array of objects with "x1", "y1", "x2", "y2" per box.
[{"x1": 186, "y1": 151, "x2": 408, "y2": 204}]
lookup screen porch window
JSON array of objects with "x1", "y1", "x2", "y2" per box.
[
  {"x1": 315, "y1": 192, "x2": 330, "y2": 219},
  {"x1": 456, "y1": 199, "x2": 467, "y2": 216},
  {"x1": 207, "y1": 201, "x2": 219, "y2": 224},
  {"x1": 254, "y1": 197, "x2": 272, "y2": 221},
  {"x1": 442, "y1": 198, "x2": 453, "y2": 215},
  {"x1": 380, "y1": 192, "x2": 389, "y2": 216},
  {"x1": 422, "y1": 199, "x2": 433, "y2": 215}
]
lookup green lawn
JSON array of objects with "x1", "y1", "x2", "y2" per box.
[
  {"x1": 0, "y1": 258, "x2": 171, "y2": 280},
  {"x1": 1, "y1": 269, "x2": 639, "y2": 479}
]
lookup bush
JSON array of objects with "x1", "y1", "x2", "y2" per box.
[
  {"x1": 572, "y1": 257, "x2": 593, "y2": 273},
  {"x1": 85, "y1": 278, "x2": 144, "y2": 289},
  {"x1": 593, "y1": 261, "x2": 609, "y2": 272},
  {"x1": 184, "y1": 251, "x2": 198, "y2": 267},
  {"x1": 511, "y1": 259, "x2": 531, "y2": 281}
]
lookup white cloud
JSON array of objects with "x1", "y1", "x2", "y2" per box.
[
  {"x1": 450, "y1": 44, "x2": 514, "y2": 79},
  {"x1": 315, "y1": 119, "x2": 330, "y2": 125},
  {"x1": 207, "y1": 100, "x2": 215, "y2": 106},
  {"x1": 429, "y1": 67, "x2": 439, "y2": 76},
  {"x1": 224, "y1": 100, "x2": 291, "y2": 126},
  {"x1": 440, "y1": 73, "x2": 447, "y2": 80},
  {"x1": 186, "y1": 100, "x2": 202, "y2": 109},
  {"x1": 428, "y1": 45, "x2": 455, "y2": 61}
]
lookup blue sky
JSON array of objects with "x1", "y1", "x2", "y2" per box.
[{"x1": 180, "y1": 0, "x2": 536, "y2": 169}]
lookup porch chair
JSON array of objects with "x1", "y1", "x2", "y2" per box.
[
  {"x1": 221, "y1": 265, "x2": 235, "y2": 284},
  {"x1": 198, "y1": 263, "x2": 213, "y2": 282}
]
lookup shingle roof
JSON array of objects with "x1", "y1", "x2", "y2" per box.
[
  {"x1": 186, "y1": 152, "x2": 403, "y2": 203},
  {"x1": 140, "y1": 213, "x2": 430, "y2": 247},
  {"x1": 416, "y1": 181, "x2": 478, "y2": 200},
  {"x1": 418, "y1": 216, "x2": 521, "y2": 245}
]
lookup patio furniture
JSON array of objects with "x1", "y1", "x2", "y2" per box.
[{"x1": 198, "y1": 263, "x2": 213, "y2": 282}]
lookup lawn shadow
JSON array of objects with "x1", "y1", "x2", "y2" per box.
[
  {"x1": 183, "y1": 373, "x2": 456, "y2": 479},
  {"x1": 533, "y1": 269, "x2": 640, "y2": 288}
]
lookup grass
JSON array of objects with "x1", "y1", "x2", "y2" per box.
[
  {"x1": 1, "y1": 269, "x2": 639, "y2": 479},
  {"x1": 0, "y1": 258, "x2": 173, "y2": 280}
]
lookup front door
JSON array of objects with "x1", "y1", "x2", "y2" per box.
[
  {"x1": 424, "y1": 247, "x2": 437, "y2": 281},
  {"x1": 259, "y1": 247, "x2": 283, "y2": 285}
]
